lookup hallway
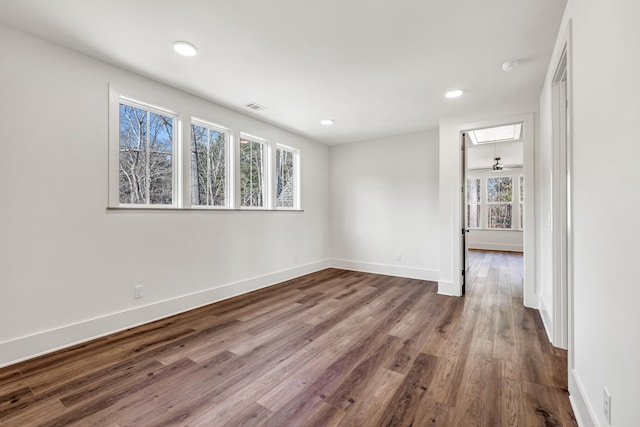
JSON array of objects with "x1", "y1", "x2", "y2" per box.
[{"x1": 464, "y1": 249, "x2": 576, "y2": 425}]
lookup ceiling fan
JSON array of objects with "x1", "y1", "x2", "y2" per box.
[{"x1": 468, "y1": 157, "x2": 521, "y2": 172}]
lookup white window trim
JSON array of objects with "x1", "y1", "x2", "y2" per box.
[
  {"x1": 189, "y1": 118, "x2": 231, "y2": 209},
  {"x1": 109, "y1": 88, "x2": 182, "y2": 209},
  {"x1": 519, "y1": 174, "x2": 525, "y2": 229},
  {"x1": 467, "y1": 172, "x2": 524, "y2": 230},
  {"x1": 486, "y1": 175, "x2": 514, "y2": 230},
  {"x1": 275, "y1": 143, "x2": 300, "y2": 210},
  {"x1": 108, "y1": 85, "x2": 303, "y2": 212},
  {"x1": 238, "y1": 133, "x2": 269, "y2": 209},
  {"x1": 466, "y1": 177, "x2": 482, "y2": 229}
]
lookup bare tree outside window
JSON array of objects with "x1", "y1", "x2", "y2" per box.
[
  {"x1": 191, "y1": 124, "x2": 226, "y2": 206},
  {"x1": 240, "y1": 138, "x2": 264, "y2": 207},
  {"x1": 520, "y1": 175, "x2": 525, "y2": 229},
  {"x1": 119, "y1": 104, "x2": 173, "y2": 205},
  {"x1": 467, "y1": 178, "x2": 481, "y2": 228},
  {"x1": 487, "y1": 176, "x2": 513, "y2": 228},
  {"x1": 276, "y1": 147, "x2": 295, "y2": 208}
]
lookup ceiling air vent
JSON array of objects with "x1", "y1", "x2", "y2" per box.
[{"x1": 244, "y1": 102, "x2": 267, "y2": 112}]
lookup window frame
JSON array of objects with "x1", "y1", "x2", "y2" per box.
[
  {"x1": 238, "y1": 133, "x2": 269, "y2": 209},
  {"x1": 486, "y1": 175, "x2": 514, "y2": 229},
  {"x1": 274, "y1": 144, "x2": 299, "y2": 210},
  {"x1": 519, "y1": 174, "x2": 525, "y2": 229},
  {"x1": 108, "y1": 86, "x2": 303, "y2": 212},
  {"x1": 466, "y1": 177, "x2": 482, "y2": 229},
  {"x1": 189, "y1": 118, "x2": 231, "y2": 209},
  {"x1": 109, "y1": 91, "x2": 181, "y2": 209}
]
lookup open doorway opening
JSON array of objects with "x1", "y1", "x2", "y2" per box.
[{"x1": 462, "y1": 123, "x2": 525, "y2": 295}]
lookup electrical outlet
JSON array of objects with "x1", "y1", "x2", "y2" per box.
[
  {"x1": 134, "y1": 285, "x2": 143, "y2": 299},
  {"x1": 603, "y1": 388, "x2": 611, "y2": 424},
  {"x1": 395, "y1": 253, "x2": 402, "y2": 262}
]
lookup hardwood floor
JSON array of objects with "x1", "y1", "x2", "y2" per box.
[{"x1": 0, "y1": 250, "x2": 576, "y2": 426}]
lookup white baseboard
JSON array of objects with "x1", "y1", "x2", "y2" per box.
[
  {"x1": 329, "y1": 259, "x2": 438, "y2": 282},
  {"x1": 468, "y1": 243, "x2": 523, "y2": 252},
  {"x1": 437, "y1": 280, "x2": 460, "y2": 296},
  {"x1": 539, "y1": 297, "x2": 554, "y2": 345},
  {"x1": 569, "y1": 368, "x2": 598, "y2": 427},
  {"x1": 0, "y1": 259, "x2": 330, "y2": 369}
]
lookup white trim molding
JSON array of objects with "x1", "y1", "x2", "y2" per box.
[
  {"x1": 467, "y1": 243, "x2": 523, "y2": 252},
  {"x1": 437, "y1": 280, "x2": 459, "y2": 296},
  {"x1": 329, "y1": 259, "x2": 438, "y2": 282},
  {"x1": 0, "y1": 259, "x2": 329, "y2": 368},
  {"x1": 539, "y1": 297, "x2": 553, "y2": 341},
  {"x1": 569, "y1": 369, "x2": 597, "y2": 427}
]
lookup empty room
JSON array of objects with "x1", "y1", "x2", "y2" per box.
[{"x1": 1, "y1": 0, "x2": 639, "y2": 426}]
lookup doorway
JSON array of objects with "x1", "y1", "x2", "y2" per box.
[{"x1": 462, "y1": 124, "x2": 526, "y2": 295}]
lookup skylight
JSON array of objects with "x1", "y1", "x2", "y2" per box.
[{"x1": 468, "y1": 123, "x2": 522, "y2": 145}]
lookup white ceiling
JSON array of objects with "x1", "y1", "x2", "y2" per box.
[{"x1": 0, "y1": 0, "x2": 566, "y2": 145}]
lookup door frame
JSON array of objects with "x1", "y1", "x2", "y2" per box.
[
  {"x1": 549, "y1": 23, "x2": 573, "y2": 354},
  {"x1": 456, "y1": 113, "x2": 535, "y2": 306}
]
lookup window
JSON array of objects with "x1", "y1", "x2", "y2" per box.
[
  {"x1": 519, "y1": 175, "x2": 524, "y2": 229},
  {"x1": 276, "y1": 145, "x2": 297, "y2": 209},
  {"x1": 467, "y1": 178, "x2": 481, "y2": 228},
  {"x1": 468, "y1": 123, "x2": 522, "y2": 145},
  {"x1": 191, "y1": 121, "x2": 228, "y2": 207},
  {"x1": 118, "y1": 101, "x2": 176, "y2": 206},
  {"x1": 239, "y1": 136, "x2": 266, "y2": 208},
  {"x1": 109, "y1": 89, "x2": 302, "y2": 211},
  {"x1": 487, "y1": 176, "x2": 513, "y2": 228}
]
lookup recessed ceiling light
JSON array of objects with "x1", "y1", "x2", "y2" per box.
[
  {"x1": 445, "y1": 90, "x2": 464, "y2": 98},
  {"x1": 321, "y1": 119, "x2": 335, "y2": 126},
  {"x1": 173, "y1": 41, "x2": 197, "y2": 57},
  {"x1": 502, "y1": 60, "x2": 519, "y2": 72}
]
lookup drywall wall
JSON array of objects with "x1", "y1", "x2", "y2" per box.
[
  {"x1": 466, "y1": 140, "x2": 524, "y2": 170},
  {"x1": 537, "y1": 61, "x2": 556, "y2": 344},
  {"x1": 539, "y1": 1, "x2": 640, "y2": 425},
  {"x1": 0, "y1": 25, "x2": 330, "y2": 367},
  {"x1": 467, "y1": 230, "x2": 523, "y2": 253},
  {"x1": 329, "y1": 131, "x2": 439, "y2": 280}
]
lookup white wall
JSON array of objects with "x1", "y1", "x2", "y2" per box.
[
  {"x1": 467, "y1": 230, "x2": 523, "y2": 253},
  {"x1": 539, "y1": 1, "x2": 640, "y2": 425},
  {"x1": 0, "y1": 25, "x2": 330, "y2": 367},
  {"x1": 466, "y1": 140, "x2": 523, "y2": 170},
  {"x1": 537, "y1": 67, "x2": 555, "y2": 338},
  {"x1": 329, "y1": 131, "x2": 439, "y2": 280}
]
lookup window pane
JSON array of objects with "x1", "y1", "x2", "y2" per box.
[
  {"x1": 240, "y1": 138, "x2": 264, "y2": 207},
  {"x1": 467, "y1": 178, "x2": 480, "y2": 203},
  {"x1": 119, "y1": 104, "x2": 173, "y2": 205},
  {"x1": 276, "y1": 147, "x2": 295, "y2": 208},
  {"x1": 191, "y1": 124, "x2": 226, "y2": 206},
  {"x1": 467, "y1": 203, "x2": 481, "y2": 228},
  {"x1": 488, "y1": 204, "x2": 512, "y2": 229},
  {"x1": 487, "y1": 177, "x2": 513, "y2": 203}
]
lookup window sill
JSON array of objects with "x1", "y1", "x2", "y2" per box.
[
  {"x1": 467, "y1": 228, "x2": 523, "y2": 232},
  {"x1": 106, "y1": 206, "x2": 304, "y2": 213}
]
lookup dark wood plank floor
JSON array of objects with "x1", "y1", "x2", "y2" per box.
[{"x1": 0, "y1": 250, "x2": 576, "y2": 426}]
